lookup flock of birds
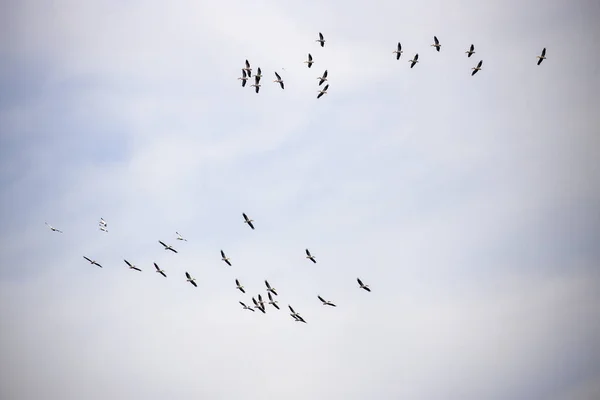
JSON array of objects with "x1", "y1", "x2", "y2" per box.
[
  {"x1": 238, "y1": 33, "x2": 548, "y2": 97},
  {"x1": 45, "y1": 212, "x2": 371, "y2": 324}
]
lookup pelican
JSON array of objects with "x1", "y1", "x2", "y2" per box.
[
  {"x1": 317, "y1": 84, "x2": 329, "y2": 99},
  {"x1": 251, "y1": 76, "x2": 261, "y2": 93},
  {"x1": 254, "y1": 67, "x2": 262, "y2": 82},
  {"x1": 154, "y1": 262, "x2": 167, "y2": 277},
  {"x1": 45, "y1": 222, "x2": 63, "y2": 233},
  {"x1": 316, "y1": 32, "x2": 325, "y2": 47},
  {"x1": 185, "y1": 272, "x2": 197, "y2": 287},
  {"x1": 252, "y1": 297, "x2": 266, "y2": 313},
  {"x1": 305, "y1": 249, "x2": 317, "y2": 263},
  {"x1": 431, "y1": 36, "x2": 441, "y2": 52},
  {"x1": 175, "y1": 231, "x2": 187, "y2": 241},
  {"x1": 409, "y1": 53, "x2": 419, "y2": 68},
  {"x1": 240, "y1": 301, "x2": 255, "y2": 312},
  {"x1": 537, "y1": 47, "x2": 546, "y2": 65},
  {"x1": 268, "y1": 292, "x2": 280, "y2": 309},
  {"x1": 99, "y1": 226, "x2": 108, "y2": 233},
  {"x1": 235, "y1": 279, "x2": 245, "y2": 293},
  {"x1": 288, "y1": 305, "x2": 306, "y2": 323},
  {"x1": 238, "y1": 69, "x2": 248, "y2": 87},
  {"x1": 99, "y1": 218, "x2": 107, "y2": 226},
  {"x1": 304, "y1": 53, "x2": 314, "y2": 68},
  {"x1": 317, "y1": 70, "x2": 328, "y2": 85},
  {"x1": 83, "y1": 256, "x2": 102, "y2": 268},
  {"x1": 318, "y1": 295, "x2": 336, "y2": 307},
  {"x1": 471, "y1": 60, "x2": 483, "y2": 76},
  {"x1": 220, "y1": 250, "x2": 231, "y2": 266},
  {"x1": 357, "y1": 277, "x2": 371, "y2": 292},
  {"x1": 257, "y1": 294, "x2": 266, "y2": 309},
  {"x1": 265, "y1": 280, "x2": 278, "y2": 296},
  {"x1": 124, "y1": 259, "x2": 141, "y2": 271},
  {"x1": 159, "y1": 240, "x2": 178, "y2": 253},
  {"x1": 242, "y1": 213, "x2": 255, "y2": 230},
  {"x1": 393, "y1": 42, "x2": 403, "y2": 60},
  {"x1": 273, "y1": 72, "x2": 285, "y2": 89},
  {"x1": 465, "y1": 44, "x2": 475, "y2": 57},
  {"x1": 243, "y1": 59, "x2": 252, "y2": 76}
]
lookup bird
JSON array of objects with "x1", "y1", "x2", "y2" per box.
[
  {"x1": 409, "y1": 53, "x2": 419, "y2": 68},
  {"x1": 393, "y1": 42, "x2": 403, "y2": 60},
  {"x1": 304, "y1": 53, "x2": 314, "y2": 68},
  {"x1": 220, "y1": 250, "x2": 232, "y2": 266},
  {"x1": 257, "y1": 294, "x2": 266, "y2": 309},
  {"x1": 240, "y1": 301, "x2": 255, "y2": 312},
  {"x1": 273, "y1": 71, "x2": 285, "y2": 89},
  {"x1": 238, "y1": 69, "x2": 248, "y2": 87},
  {"x1": 251, "y1": 76, "x2": 261, "y2": 93},
  {"x1": 159, "y1": 240, "x2": 178, "y2": 253},
  {"x1": 317, "y1": 84, "x2": 329, "y2": 99},
  {"x1": 431, "y1": 36, "x2": 441, "y2": 52},
  {"x1": 242, "y1": 213, "x2": 255, "y2": 230},
  {"x1": 316, "y1": 32, "x2": 325, "y2": 47},
  {"x1": 465, "y1": 44, "x2": 475, "y2": 57},
  {"x1": 471, "y1": 60, "x2": 483, "y2": 76},
  {"x1": 268, "y1": 292, "x2": 280, "y2": 309},
  {"x1": 357, "y1": 278, "x2": 371, "y2": 292},
  {"x1": 124, "y1": 259, "x2": 142, "y2": 272},
  {"x1": 243, "y1": 59, "x2": 252, "y2": 76},
  {"x1": 318, "y1": 295, "x2": 337, "y2": 307},
  {"x1": 537, "y1": 47, "x2": 547, "y2": 65},
  {"x1": 252, "y1": 297, "x2": 266, "y2": 313},
  {"x1": 288, "y1": 305, "x2": 306, "y2": 323},
  {"x1": 254, "y1": 67, "x2": 262, "y2": 83},
  {"x1": 154, "y1": 262, "x2": 167, "y2": 277},
  {"x1": 45, "y1": 222, "x2": 63, "y2": 233},
  {"x1": 99, "y1": 226, "x2": 108, "y2": 233},
  {"x1": 265, "y1": 280, "x2": 278, "y2": 296},
  {"x1": 235, "y1": 279, "x2": 245, "y2": 294},
  {"x1": 83, "y1": 256, "x2": 102, "y2": 268},
  {"x1": 99, "y1": 218, "x2": 107, "y2": 226},
  {"x1": 185, "y1": 272, "x2": 197, "y2": 287},
  {"x1": 305, "y1": 249, "x2": 317, "y2": 263},
  {"x1": 175, "y1": 231, "x2": 187, "y2": 241},
  {"x1": 317, "y1": 70, "x2": 328, "y2": 85}
]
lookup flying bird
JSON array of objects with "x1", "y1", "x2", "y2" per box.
[
  {"x1": 273, "y1": 72, "x2": 285, "y2": 89},
  {"x1": 254, "y1": 67, "x2": 262, "y2": 83},
  {"x1": 471, "y1": 60, "x2": 483, "y2": 76},
  {"x1": 431, "y1": 36, "x2": 441, "y2": 52},
  {"x1": 316, "y1": 32, "x2": 325, "y2": 47},
  {"x1": 154, "y1": 262, "x2": 167, "y2": 277},
  {"x1": 268, "y1": 292, "x2": 280, "y2": 309},
  {"x1": 252, "y1": 297, "x2": 266, "y2": 313},
  {"x1": 124, "y1": 259, "x2": 142, "y2": 272},
  {"x1": 288, "y1": 305, "x2": 306, "y2": 323},
  {"x1": 251, "y1": 76, "x2": 261, "y2": 93},
  {"x1": 305, "y1": 249, "x2": 317, "y2": 263},
  {"x1": 409, "y1": 53, "x2": 419, "y2": 68},
  {"x1": 243, "y1": 59, "x2": 252, "y2": 76},
  {"x1": 83, "y1": 256, "x2": 102, "y2": 268},
  {"x1": 318, "y1": 295, "x2": 337, "y2": 307},
  {"x1": 465, "y1": 44, "x2": 475, "y2": 57},
  {"x1": 317, "y1": 70, "x2": 328, "y2": 85},
  {"x1": 238, "y1": 69, "x2": 248, "y2": 87},
  {"x1": 537, "y1": 47, "x2": 547, "y2": 65},
  {"x1": 240, "y1": 301, "x2": 255, "y2": 312},
  {"x1": 45, "y1": 222, "x2": 63, "y2": 233},
  {"x1": 99, "y1": 226, "x2": 108, "y2": 233},
  {"x1": 317, "y1": 84, "x2": 329, "y2": 99},
  {"x1": 175, "y1": 231, "x2": 187, "y2": 241},
  {"x1": 220, "y1": 250, "x2": 232, "y2": 266},
  {"x1": 99, "y1": 218, "x2": 107, "y2": 226},
  {"x1": 393, "y1": 42, "x2": 403, "y2": 60},
  {"x1": 357, "y1": 278, "x2": 371, "y2": 292},
  {"x1": 304, "y1": 53, "x2": 314, "y2": 68},
  {"x1": 159, "y1": 240, "x2": 178, "y2": 253},
  {"x1": 185, "y1": 272, "x2": 197, "y2": 287},
  {"x1": 257, "y1": 294, "x2": 266, "y2": 309},
  {"x1": 242, "y1": 213, "x2": 255, "y2": 230},
  {"x1": 235, "y1": 279, "x2": 245, "y2": 293},
  {"x1": 265, "y1": 280, "x2": 278, "y2": 296}
]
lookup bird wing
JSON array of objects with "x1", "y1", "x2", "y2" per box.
[
  {"x1": 132, "y1": 266, "x2": 141, "y2": 271},
  {"x1": 323, "y1": 70, "x2": 328, "y2": 78},
  {"x1": 275, "y1": 72, "x2": 281, "y2": 80},
  {"x1": 319, "y1": 32, "x2": 323, "y2": 40},
  {"x1": 245, "y1": 59, "x2": 250, "y2": 68},
  {"x1": 280, "y1": 82, "x2": 284, "y2": 89},
  {"x1": 254, "y1": 75, "x2": 260, "y2": 85},
  {"x1": 258, "y1": 294, "x2": 263, "y2": 302},
  {"x1": 240, "y1": 301, "x2": 246, "y2": 307},
  {"x1": 257, "y1": 67, "x2": 261, "y2": 75},
  {"x1": 243, "y1": 213, "x2": 248, "y2": 221},
  {"x1": 365, "y1": 287, "x2": 371, "y2": 292},
  {"x1": 225, "y1": 260, "x2": 231, "y2": 266},
  {"x1": 124, "y1": 259, "x2": 132, "y2": 267},
  {"x1": 434, "y1": 36, "x2": 439, "y2": 45},
  {"x1": 248, "y1": 221, "x2": 255, "y2": 229},
  {"x1": 160, "y1": 271, "x2": 166, "y2": 277},
  {"x1": 318, "y1": 295, "x2": 325, "y2": 303},
  {"x1": 470, "y1": 44, "x2": 474, "y2": 51},
  {"x1": 159, "y1": 240, "x2": 167, "y2": 248},
  {"x1": 236, "y1": 279, "x2": 240, "y2": 286},
  {"x1": 252, "y1": 297, "x2": 258, "y2": 306},
  {"x1": 274, "y1": 304, "x2": 280, "y2": 309},
  {"x1": 154, "y1": 263, "x2": 160, "y2": 271},
  {"x1": 221, "y1": 250, "x2": 225, "y2": 258},
  {"x1": 415, "y1": 53, "x2": 419, "y2": 60},
  {"x1": 308, "y1": 53, "x2": 312, "y2": 61},
  {"x1": 306, "y1": 249, "x2": 311, "y2": 256},
  {"x1": 83, "y1": 256, "x2": 92, "y2": 263},
  {"x1": 317, "y1": 92, "x2": 324, "y2": 99},
  {"x1": 186, "y1": 272, "x2": 191, "y2": 279},
  {"x1": 268, "y1": 292, "x2": 273, "y2": 301},
  {"x1": 288, "y1": 305, "x2": 295, "y2": 313},
  {"x1": 323, "y1": 84, "x2": 329, "y2": 91},
  {"x1": 191, "y1": 281, "x2": 197, "y2": 287},
  {"x1": 478, "y1": 60, "x2": 483, "y2": 68},
  {"x1": 357, "y1": 278, "x2": 363, "y2": 286},
  {"x1": 265, "y1": 280, "x2": 271, "y2": 289},
  {"x1": 169, "y1": 248, "x2": 178, "y2": 253},
  {"x1": 542, "y1": 48, "x2": 546, "y2": 57}
]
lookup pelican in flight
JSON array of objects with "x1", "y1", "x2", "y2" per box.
[
  {"x1": 238, "y1": 69, "x2": 248, "y2": 87},
  {"x1": 471, "y1": 60, "x2": 483, "y2": 76},
  {"x1": 159, "y1": 240, "x2": 178, "y2": 253},
  {"x1": 235, "y1": 279, "x2": 245, "y2": 293},
  {"x1": 252, "y1": 297, "x2": 266, "y2": 313},
  {"x1": 357, "y1": 278, "x2": 371, "y2": 292},
  {"x1": 318, "y1": 295, "x2": 336, "y2": 307},
  {"x1": 45, "y1": 222, "x2": 63, "y2": 233},
  {"x1": 99, "y1": 226, "x2": 108, "y2": 233},
  {"x1": 257, "y1": 294, "x2": 266, "y2": 309},
  {"x1": 265, "y1": 280, "x2": 278, "y2": 296},
  {"x1": 305, "y1": 249, "x2": 317, "y2": 263},
  {"x1": 316, "y1": 32, "x2": 325, "y2": 47},
  {"x1": 83, "y1": 256, "x2": 103, "y2": 268},
  {"x1": 431, "y1": 36, "x2": 441, "y2": 52},
  {"x1": 289, "y1": 305, "x2": 306, "y2": 323},
  {"x1": 240, "y1": 301, "x2": 255, "y2": 312},
  {"x1": 317, "y1": 84, "x2": 329, "y2": 99},
  {"x1": 124, "y1": 259, "x2": 141, "y2": 272},
  {"x1": 243, "y1": 59, "x2": 252, "y2": 76},
  {"x1": 273, "y1": 72, "x2": 285, "y2": 89},
  {"x1": 251, "y1": 76, "x2": 261, "y2": 93},
  {"x1": 304, "y1": 53, "x2": 314, "y2": 68},
  {"x1": 409, "y1": 53, "x2": 419, "y2": 68},
  {"x1": 175, "y1": 231, "x2": 187, "y2": 241},
  {"x1": 185, "y1": 272, "x2": 197, "y2": 287},
  {"x1": 465, "y1": 44, "x2": 475, "y2": 57},
  {"x1": 317, "y1": 70, "x2": 328, "y2": 85},
  {"x1": 154, "y1": 262, "x2": 167, "y2": 277},
  {"x1": 537, "y1": 47, "x2": 547, "y2": 65},
  {"x1": 254, "y1": 67, "x2": 262, "y2": 83},
  {"x1": 268, "y1": 292, "x2": 280, "y2": 309},
  {"x1": 220, "y1": 250, "x2": 231, "y2": 266},
  {"x1": 242, "y1": 213, "x2": 255, "y2": 230},
  {"x1": 393, "y1": 42, "x2": 403, "y2": 60}
]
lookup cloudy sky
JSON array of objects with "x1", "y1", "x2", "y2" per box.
[{"x1": 1, "y1": 0, "x2": 599, "y2": 399}]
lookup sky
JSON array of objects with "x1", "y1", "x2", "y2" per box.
[{"x1": 1, "y1": 0, "x2": 599, "y2": 399}]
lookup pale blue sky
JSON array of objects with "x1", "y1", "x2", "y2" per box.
[{"x1": 1, "y1": 1, "x2": 600, "y2": 399}]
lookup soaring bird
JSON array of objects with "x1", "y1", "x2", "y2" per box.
[
  {"x1": 154, "y1": 262, "x2": 167, "y2": 277},
  {"x1": 537, "y1": 48, "x2": 547, "y2": 65},
  {"x1": 431, "y1": 36, "x2": 441, "y2": 52},
  {"x1": 83, "y1": 256, "x2": 102, "y2": 268},
  {"x1": 317, "y1": 70, "x2": 328, "y2": 85},
  {"x1": 220, "y1": 250, "x2": 232, "y2": 266},
  {"x1": 252, "y1": 297, "x2": 266, "y2": 313},
  {"x1": 471, "y1": 60, "x2": 483, "y2": 76},
  {"x1": 357, "y1": 278, "x2": 371, "y2": 292},
  {"x1": 254, "y1": 67, "x2": 262, "y2": 83},
  {"x1": 304, "y1": 53, "x2": 314, "y2": 68},
  {"x1": 159, "y1": 240, "x2": 178, "y2": 253},
  {"x1": 465, "y1": 44, "x2": 475, "y2": 57},
  {"x1": 268, "y1": 292, "x2": 280, "y2": 309},
  {"x1": 317, "y1": 84, "x2": 329, "y2": 99},
  {"x1": 265, "y1": 280, "x2": 278, "y2": 296},
  {"x1": 257, "y1": 294, "x2": 266, "y2": 309},
  {"x1": 273, "y1": 72, "x2": 285, "y2": 89},
  {"x1": 185, "y1": 272, "x2": 197, "y2": 287},
  {"x1": 240, "y1": 301, "x2": 255, "y2": 312},
  {"x1": 289, "y1": 305, "x2": 306, "y2": 323},
  {"x1": 176, "y1": 231, "x2": 187, "y2": 241},
  {"x1": 243, "y1": 59, "x2": 252, "y2": 76},
  {"x1": 242, "y1": 213, "x2": 255, "y2": 230},
  {"x1": 316, "y1": 32, "x2": 325, "y2": 47},
  {"x1": 235, "y1": 279, "x2": 245, "y2": 294},
  {"x1": 251, "y1": 75, "x2": 261, "y2": 93},
  {"x1": 45, "y1": 222, "x2": 63, "y2": 233},
  {"x1": 318, "y1": 295, "x2": 337, "y2": 307},
  {"x1": 393, "y1": 42, "x2": 403, "y2": 60},
  {"x1": 409, "y1": 53, "x2": 419, "y2": 68},
  {"x1": 238, "y1": 69, "x2": 248, "y2": 87},
  {"x1": 305, "y1": 249, "x2": 317, "y2": 263},
  {"x1": 124, "y1": 259, "x2": 141, "y2": 272}
]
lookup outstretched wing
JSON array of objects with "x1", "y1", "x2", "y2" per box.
[
  {"x1": 83, "y1": 256, "x2": 92, "y2": 263},
  {"x1": 357, "y1": 278, "x2": 364, "y2": 286},
  {"x1": 318, "y1": 295, "x2": 325, "y2": 303},
  {"x1": 124, "y1": 259, "x2": 132, "y2": 267}
]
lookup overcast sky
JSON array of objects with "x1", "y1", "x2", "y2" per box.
[{"x1": 1, "y1": 1, "x2": 599, "y2": 399}]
